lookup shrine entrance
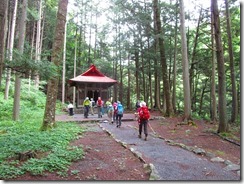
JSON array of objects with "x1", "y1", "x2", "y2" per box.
[{"x1": 68, "y1": 64, "x2": 117, "y2": 107}]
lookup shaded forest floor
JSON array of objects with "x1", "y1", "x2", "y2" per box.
[
  {"x1": 10, "y1": 111, "x2": 240, "y2": 181},
  {"x1": 148, "y1": 111, "x2": 240, "y2": 165}
]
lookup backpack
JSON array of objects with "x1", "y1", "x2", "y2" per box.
[
  {"x1": 92, "y1": 101, "x2": 95, "y2": 106},
  {"x1": 97, "y1": 99, "x2": 102, "y2": 106},
  {"x1": 117, "y1": 104, "x2": 124, "y2": 115},
  {"x1": 139, "y1": 107, "x2": 150, "y2": 120}
]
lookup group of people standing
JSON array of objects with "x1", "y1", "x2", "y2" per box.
[
  {"x1": 67, "y1": 98, "x2": 150, "y2": 141},
  {"x1": 69, "y1": 97, "x2": 124, "y2": 128}
]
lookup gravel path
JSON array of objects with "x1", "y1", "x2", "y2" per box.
[{"x1": 99, "y1": 121, "x2": 240, "y2": 181}]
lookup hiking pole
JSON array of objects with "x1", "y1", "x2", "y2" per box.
[{"x1": 148, "y1": 122, "x2": 156, "y2": 135}]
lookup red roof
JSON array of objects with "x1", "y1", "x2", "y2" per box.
[{"x1": 68, "y1": 64, "x2": 117, "y2": 87}]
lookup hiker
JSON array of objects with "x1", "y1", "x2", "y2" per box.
[
  {"x1": 105, "y1": 98, "x2": 112, "y2": 113},
  {"x1": 116, "y1": 101, "x2": 124, "y2": 128},
  {"x1": 67, "y1": 102, "x2": 74, "y2": 116},
  {"x1": 107, "y1": 104, "x2": 114, "y2": 123},
  {"x1": 138, "y1": 101, "x2": 150, "y2": 141},
  {"x1": 135, "y1": 100, "x2": 141, "y2": 111},
  {"x1": 134, "y1": 100, "x2": 141, "y2": 120},
  {"x1": 97, "y1": 97, "x2": 103, "y2": 118},
  {"x1": 90, "y1": 98, "x2": 95, "y2": 115},
  {"x1": 112, "y1": 101, "x2": 118, "y2": 123},
  {"x1": 83, "y1": 97, "x2": 90, "y2": 118}
]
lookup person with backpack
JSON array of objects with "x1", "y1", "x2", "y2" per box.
[
  {"x1": 67, "y1": 102, "x2": 74, "y2": 116},
  {"x1": 112, "y1": 102, "x2": 118, "y2": 124},
  {"x1": 116, "y1": 101, "x2": 124, "y2": 128},
  {"x1": 138, "y1": 101, "x2": 150, "y2": 141},
  {"x1": 135, "y1": 100, "x2": 141, "y2": 111},
  {"x1": 83, "y1": 97, "x2": 90, "y2": 118},
  {"x1": 90, "y1": 98, "x2": 95, "y2": 115},
  {"x1": 107, "y1": 104, "x2": 114, "y2": 123},
  {"x1": 97, "y1": 97, "x2": 103, "y2": 118}
]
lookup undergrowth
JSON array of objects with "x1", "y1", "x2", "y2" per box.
[{"x1": 0, "y1": 80, "x2": 84, "y2": 179}]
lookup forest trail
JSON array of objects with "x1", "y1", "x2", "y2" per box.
[
  {"x1": 99, "y1": 121, "x2": 240, "y2": 180},
  {"x1": 56, "y1": 112, "x2": 240, "y2": 180}
]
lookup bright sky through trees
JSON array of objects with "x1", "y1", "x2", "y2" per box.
[{"x1": 67, "y1": 0, "x2": 240, "y2": 46}]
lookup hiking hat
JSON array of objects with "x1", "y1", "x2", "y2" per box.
[{"x1": 140, "y1": 101, "x2": 146, "y2": 107}]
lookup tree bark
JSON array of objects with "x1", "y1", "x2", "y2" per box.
[
  {"x1": 126, "y1": 54, "x2": 131, "y2": 110},
  {"x1": 34, "y1": 0, "x2": 43, "y2": 88},
  {"x1": 189, "y1": 7, "x2": 202, "y2": 113},
  {"x1": 210, "y1": 8, "x2": 217, "y2": 123},
  {"x1": 62, "y1": 21, "x2": 67, "y2": 104},
  {"x1": 225, "y1": 0, "x2": 238, "y2": 124},
  {"x1": 179, "y1": 0, "x2": 192, "y2": 121},
  {"x1": 5, "y1": 0, "x2": 18, "y2": 100},
  {"x1": 211, "y1": 0, "x2": 228, "y2": 133},
  {"x1": 172, "y1": 1, "x2": 178, "y2": 113},
  {"x1": 13, "y1": 0, "x2": 28, "y2": 121},
  {"x1": 0, "y1": 0, "x2": 8, "y2": 87},
  {"x1": 153, "y1": 0, "x2": 173, "y2": 117},
  {"x1": 42, "y1": 0, "x2": 69, "y2": 130}
]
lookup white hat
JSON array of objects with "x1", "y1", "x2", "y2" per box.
[
  {"x1": 86, "y1": 97, "x2": 89, "y2": 100},
  {"x1": 140, "y1": 101, "x2": 146, "y2": 107}
]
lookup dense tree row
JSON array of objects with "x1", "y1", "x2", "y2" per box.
[{"x1": 0, "y1": 0, "x2": 240, "y2": 132}]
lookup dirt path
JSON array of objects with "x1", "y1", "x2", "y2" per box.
[
  {"x1": 99, "y1": 121, "x2": 240, "y2": 180},
  {"x1": 9, "y1": 112, "x2": 240, "y2": 181}
]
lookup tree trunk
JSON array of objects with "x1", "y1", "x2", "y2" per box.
[
  {"x1": 225, "y1": 0, "x2": 238, "y2": 124},
  {"x1": 34, "y1": 0, "x2": 43, "y2": 88},
  {"x1": 211, "y1": 0, "x2": 228, "y2": 133},
  {"x1": 189, "y1": 7, "x2": 202, "y2": 112},
  {"x1": 172, "y1": 1, "x2": 178, "y2": 113},
  {"x1": 0, "y1": 0, "x2": 8, "y2": 87},
  {"x1": 210, "y1": 8, "x2": 217, "y2": 123},
  {"x1": 154, "y1": 41, "x2": 161, "y2": 111},
  {"x1": 153, "y1": 0, "x2": 173, "y2": 117},
  {"x1": 72, "y1": 29, "x2": 77, "y2": 107},
  {"x1": 42, "y1": 0, "x2": 68, "y2": 130},
  {"x1": 126, "y1": 54, "x2": 131, "y2": 110},
  {"x1": 135, "y1": 48, "x2": 140, "y2": 101},
  {"x1": 13, "y1": 0, "x2": 28, "y2": 121},
  {"x1": 179, "y1": 0, "x2": 191, "y2": 121},
  {"x1": 28, "y1": 21, "x2": 36, "y2": 93},
  {"x1": 198, "y1": 78, "x2": 208, "y2": 116},
  {"x1": 62, "y1": 21, "x2": 67, "y2": 104},
  {"x1": 148, "y1": 58, "x2": 153, "y2": 109},
  {"x1": 5, "y1": 0, "x2": 18, "y2": 100}
]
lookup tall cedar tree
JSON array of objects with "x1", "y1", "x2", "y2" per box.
[
  {"x1": 179, "y1": 0, "x2": 191, "y2": 121},
  {"x1": 225, "y1": 0, "x2": 238, "y2": 123},
  {"x1": 153, "y1": 0, "x2": 173, "y2": 116},
  {"x1": 211, "y1": 0, "x2": 228, "y2": 132},
  {"x1": 0, "y1": 0, "x2": 8, "y2": 87},
  {"x1": 42, "y1": 0, "x2": 68, "y2": 130},
  {"x1": 13, "y1": 0, "x2": 28, "y2": 121}
]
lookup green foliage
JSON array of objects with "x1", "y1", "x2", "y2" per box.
[
  {"x1": 0, "y1": 84, "x2": 85, "y2": 179},
  {"x1": 21, "y1": 145, "x2": 83, "y2": 176},
  {"x1": 5, "y1": 48, "x2": 58, "y2": 80}
]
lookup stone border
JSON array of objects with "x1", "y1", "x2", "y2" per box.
[
  {"x1": 98, "y1": 123, "x2": 161, "y2": 180},
  {"x1": 127, "y1": 124, "x2": 240, "y2": 176}
]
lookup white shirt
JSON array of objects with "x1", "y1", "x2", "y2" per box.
[{"x1": 68, "y1": 103, "x2": 74, "y2": 109}]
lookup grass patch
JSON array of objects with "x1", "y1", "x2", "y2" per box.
[
  {"x1": 0, "y1": 118, "x2": 84, "y2": 179},
  {"x1": 0, "y1": 81, "x2": 85, "y2": 179}
]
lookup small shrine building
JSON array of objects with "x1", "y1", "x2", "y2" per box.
[{"x1": 68, "y1": 64, "x2": 117, "y2": 107}]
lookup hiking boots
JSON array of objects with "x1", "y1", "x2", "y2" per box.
[{"x1": 144, "y1": 135, "x2": 147, "y2": 141}]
